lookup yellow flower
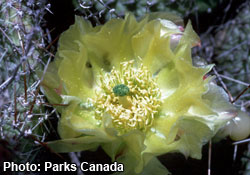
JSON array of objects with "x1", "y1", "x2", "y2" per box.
[{"x1": 40, "y1": 13, "x2": 249, "y2": 174}]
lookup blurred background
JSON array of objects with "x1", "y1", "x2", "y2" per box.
[{"x1": 0, "y1": 0, "x2": 250, "y2": 174}]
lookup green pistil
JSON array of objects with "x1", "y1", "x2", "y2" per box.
[{"x1": 113, "y1": 84, "x2": 130, "y2": 97}]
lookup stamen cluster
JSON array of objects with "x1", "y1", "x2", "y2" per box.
[{"x1": 93, "y1": 60, "x2": 162, "y2": 134}]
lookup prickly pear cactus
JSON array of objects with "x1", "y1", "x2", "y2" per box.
[{"x1": 0, "y1": 0, "x2": 52, "y2": 163}]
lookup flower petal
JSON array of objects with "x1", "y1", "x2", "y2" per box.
[
  {"x1": 101, "y1": 139, "x2": 124, "y2": 162},
  {"x1": 203, "y1": 82, "x2": 236, "y2": 113},
  {"x1": 47, "y1": 136, "x2": 106, "y2": 153},
  {"x1": 173, "y1": 117, "x2": 213, "y2": 159},
  {"x1": 175, "y1": 20, "x2": 200, "y2": 50},
  {"x1": 110, "y1": 130, "x2": 146, "y2": 174},
  {"x1": 38, "y1": 62, "x2": 65, "y2": 112},
  {"x1": 57, "y1": 49, "x2": 95, "y2": 100},
  {"x1": 156, "y1": 62, "x2": 179, "y2": 99},
  {"x1": 58, "y1": 16, "x2": 94, "y2": 52},
  {"x1": 160, "y1": 43, "x2": 213, "y2": 114},
  {"x1": 82, "y1": 14, "x2": 146, "y2": 71},
  {"x1": 144, "y1": 114, "x2": 178, "y2": 154},
  {"x1": 58, "y1": 102, "x2": 108, "y2": 139},
  {"x1": 132, "y1": 20, "x2": 179, "y2": 74},
  {"x1": 143, "y1": 12, "x2": 183, "y2": 26},
  {"x1": 141, "y1": 157, "x2": 170, "y2": 175},
  {"x1": 145, "y1": 116, "x2": 214, "y2": 159}
]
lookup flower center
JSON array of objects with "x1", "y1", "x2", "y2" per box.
[{"x1": 93, "y1": 60, "x2": 162, "y2": 134}]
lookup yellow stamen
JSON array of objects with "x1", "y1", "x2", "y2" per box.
[{"x1": 93, "y1": 60, "x2": 162, "y2": 134}]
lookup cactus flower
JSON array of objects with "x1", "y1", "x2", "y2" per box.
[{"x1": 40, "y1": 13, "x2": 250, "y2": 174}]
